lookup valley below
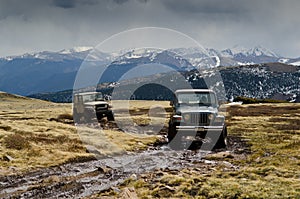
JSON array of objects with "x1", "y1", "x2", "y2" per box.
[{"x1": 0, "y1": 92, "x2": 299, "y2": 198}]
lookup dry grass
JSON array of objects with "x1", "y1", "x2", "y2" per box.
[
  {"x1": 0, "y1": 94, "x2": 168, "y2": 175},
  {"x1": 112, "y1": 100, "x2": 170, "y2": 134},
  {"x1": 3, "y1": 134, "x2": 30, "y2": 150},
  {"x1": 100, "y1": 103, "x2": 300, "y2": 198},
  {"x1": 2, "y1": 92, "x2": 299, "y2": 198},
  {"x1": 0, "y1": 95, "x2": 90, "y2": 175}
]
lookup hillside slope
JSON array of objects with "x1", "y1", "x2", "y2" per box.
[{"x1": 29, "y1": 63, "x2": 300, "y2": 103}]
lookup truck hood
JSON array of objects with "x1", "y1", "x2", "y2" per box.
[
  {"x1": 177, "y1": 106, "x2": 218, "y2": 114},
  {"x1": 84, "y1": 101, "x2": 108, "y2": 106}
]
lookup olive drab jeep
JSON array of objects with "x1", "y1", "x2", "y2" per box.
[
  {"x1": 168, "y1": 89, "x2": 227, "y2": 150},
  {"x1": 73, "y1": 92, "x2": 114, "y2": 123}
]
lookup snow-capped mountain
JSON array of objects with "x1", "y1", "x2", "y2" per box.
[
  {"x1": 169, "y1": 45, "x2": 286, "y2": 67},
  {"x1": 170, "y1": 47, "x2": 219, "y2": 68},
  {"x1": 221, "y1": 45, "x2": 248, "y2": 57},
  {"x1": 120, "y1": 45, "x2": 285, "y2": 68},
  {"x1": 290, "y1": 60, "x2": 300, "y2": 66},
  {"x1": 115, "y1": 48, "x2": 161, "y2": 60},
  {"x1": 245, "y1": 46, "x2": 279, "y2": 57},
  {"x1": 219, "y1": 45, "x2": 278, "y2": 57},
  {"x1": 0, "y1": 45, "x2": 299, "y2": 96},
  {"x1": 2, "y1": 45, "x2": 298, "y2": 68},
  {"x1": 3, "y1": 47, "x2": 111, "y2": 62},
  {"x1": 220, "y1": 45, "x2": 280, "y2": 65},
  {"x1": 278, "y1": 57, "x2": 300, "y2": 66},
  {"x1": 111, "y1": 48, "x2": 194, "y2": 69},
  {"x1": 59, "y1": 46, "x2": 93, "y2": 54}
]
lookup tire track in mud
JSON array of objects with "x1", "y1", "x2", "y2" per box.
[
  {"x1": 0, "y1": 146, "x2": 213, "y2": 198},
  {"x1": 0, "y1": 135, "x2": 246, "y2": 198}
]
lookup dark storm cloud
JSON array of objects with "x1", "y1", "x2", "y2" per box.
[
  {"x1": 53, "y1": 0, "x2": 76, "y2": 9},
  {"x1": 0, "y1": 0, "x2": 299, "y2": 57},
  {"x1": 52, "y1": 0, "x2": 101, "y2": 9},
  {"x1": 51, "y1": 0, "x2": 146, "y2": 9},
  {"x1": 112, "y1": 0, "x2": 129, "y2": 5},
  {"x1": 137, "y1": 0, "x2": 149, "y2": 3},
  {"x1": 162, "y1": 0, "x2": 248, "y2": 14}
]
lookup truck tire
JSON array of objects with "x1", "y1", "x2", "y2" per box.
[
  {"x1": 73, "y1": 109, "x2": 82, "y2": 124},
  {"x1": 213, "y1": 126, "x2": 228, "y2": 149},
  {"x1": 96, "y1": 113, "x2": 103, "y2": 121},
  {"x1": 107, "y1": 111, "x2": 115, "y2": 121},
  {"x1": 167, "y1": 122, "x2": 177, "y2": 142},
  {"x1": 168, "y1": 122, "x2": 186, "y2": 150},
  {"x1": 83, "y1": 109, "x2": 94, "y2": 123}
]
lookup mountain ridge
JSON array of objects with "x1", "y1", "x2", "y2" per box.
[
  {"x1": 1, "y1": 45, "x2": 299, "y2": 64},
  {"x1": 28, "y1": 63, "x2": 300, "y2": 103},
  {"x1": 1, "y1": 45, "x2": 299, "y2": 96}
]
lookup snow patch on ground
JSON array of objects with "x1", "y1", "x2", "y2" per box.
[
  {"x1": 279, "y1": 58, "x2": 289, "y2": 63},
  {"x1": 290, "y1": 61, "x2": 300, "y2": 66}
]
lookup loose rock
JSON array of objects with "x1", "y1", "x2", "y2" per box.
[{"x1": 3, "y1": 155, "x2": 14, "y2": 162}]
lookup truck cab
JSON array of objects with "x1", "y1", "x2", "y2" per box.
[
  {"x1": 168, "y1": 89, "x2": 227, "y2": 149},
  {"x1": 73, "y1": 92, "x2": 114, "y2": 123}
]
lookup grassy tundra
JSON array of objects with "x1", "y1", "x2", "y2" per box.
[
  {"x1": 99, "y1": 103, "x2": 300, "y2": 198},
  {"x1": 1, "y1": 92, "x2": 299, "y2": 198},
  {"x1": 0, "y1": 93, "x2": 166, "y2": 175}
]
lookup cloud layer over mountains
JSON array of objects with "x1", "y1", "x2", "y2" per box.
[{"x1": 0, "y1": 0, "x2": 300, "y2": 57}]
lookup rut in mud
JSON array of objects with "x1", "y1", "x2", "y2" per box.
[{"x1": 0, "y1": 135, "x2": 247, "y2": 199}]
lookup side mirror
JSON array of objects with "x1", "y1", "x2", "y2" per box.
[{"x1": 170, "y1": 101, "x2": 174, "y2": 106}]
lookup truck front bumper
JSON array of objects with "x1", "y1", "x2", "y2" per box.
[
  {"x1": 176, "y1": 125, "x2": 224, "y2": 132},
  {"x1": 175, "y1": 125, "x2": 224, "y2": 141}
]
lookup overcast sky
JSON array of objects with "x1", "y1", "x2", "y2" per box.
[{"x1": 0, "y1": 0, "x2": 300, "y2": 57}]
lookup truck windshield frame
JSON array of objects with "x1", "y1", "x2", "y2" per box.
[
  {"x1": 176, "y1": 92, "x2": 217, "y2": 106},
  {"x1": 82, "y1": 93, "x2": 104, "y2": 103}
]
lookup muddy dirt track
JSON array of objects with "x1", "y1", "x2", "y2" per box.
[{"x1": 0, "y1": 135, "x2": 247, "y2": 199}]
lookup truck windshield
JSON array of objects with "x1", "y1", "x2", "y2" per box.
[
  {"x1": 176, "y1": 92, "x2": 217, "y2": 106},
  {"x1": 82, "y1": 93, "x2": 103, "y2": 102}
]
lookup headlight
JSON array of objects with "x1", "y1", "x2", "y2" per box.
[
  {"x1": 173, "y1": 115, "x2": 182, "y2": 122},
  {"x1": 208, "y1": 113, "x2": 215, "y2": 121},
  {"x1": 214, "y1": 116, "x2": 225, "y2": 123},
  {"x1": 183, "y1": 114, "x2": 190, "y2": 121}
]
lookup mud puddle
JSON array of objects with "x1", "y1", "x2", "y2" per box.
[
  {"x1": 0, "y1": 145, "x2": 216, "y2": 198},
  {"x1": 0, "y1": 134, "x2": 246, "y2": 199}
]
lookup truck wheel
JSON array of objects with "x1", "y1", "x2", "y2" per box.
[
  {"x1": 96, "y1": 113, "x2": 103, "y2": 121},
  {"x1": 213, "y1": 126, "x2": 228, "y2": 150},
  {"x1": 167, "y1": 122, "x2": 177, "y2": 142},
  {"x1": 169, "y1": 136, "x2": 185, "y2": 150},
  {"x1": 83, "y1": 109, "x2": 94, "y2": 123},
  {"x1": 107, "y1": 111, "x2": 115, "y2": 121},
  {"x1": 73, "y1": 109, "x2": 82, "y2": 124},
  {"x1": 168, "y1": 122, "x2": 185, "y2": 150}
]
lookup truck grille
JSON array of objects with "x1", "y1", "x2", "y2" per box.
[
  {"x1": 190, "y1": 113, "x2": 209, "y2": 125},
  {"x1": 96, "y1": 104, "x2": 107, "y2": 111}
]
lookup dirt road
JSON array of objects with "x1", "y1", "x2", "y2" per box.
[{"x1": 0, "y1": 135, "x2": 246, "y2": 199}]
